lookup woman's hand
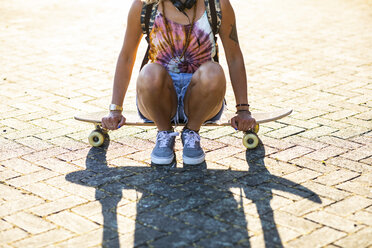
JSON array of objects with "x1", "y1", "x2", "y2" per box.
[
  {"x1": 231, "y1": 111, "x2": 256, "y2": 132},
  {"x1": 102, "y1": 111, "x2": 126, "y2": 130}
]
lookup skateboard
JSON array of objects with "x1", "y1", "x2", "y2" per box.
[{"x1": 74, "y1": 108, "x2": 292, "y2": 149}]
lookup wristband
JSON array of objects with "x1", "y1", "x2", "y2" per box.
[
  {"x1": 109, "y1": 104, "x2": 123, "y2": 111},
  {"x1": 236, "y1": 109, "x2": 251, "y2": 115}
]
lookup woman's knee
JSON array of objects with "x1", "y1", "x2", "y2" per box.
[
  {"x1": 137, "y1": 63, "x2": 170, "y2": 92},
  {"x1": 195, "y1": 62, "x2": 226, "y2": 94}
]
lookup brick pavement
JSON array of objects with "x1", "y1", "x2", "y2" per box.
[{"x1": 0, "y1": 0, "x2": 371, "y2": 247}]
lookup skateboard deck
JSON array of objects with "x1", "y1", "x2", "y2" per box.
[
  {"x1": 74, "y1": 108, "x2": 292, "y2": 126},
  {"x1": 75, "y1": 108, "x2": 292, "y2": 149}
]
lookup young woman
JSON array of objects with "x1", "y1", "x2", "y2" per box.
[{"x1": 102, "y1": 0, "x2": 256, "y2": 165}]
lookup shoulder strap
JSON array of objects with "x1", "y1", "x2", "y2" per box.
[
  {"x1": 205, "y1": 0, "x2": 221, "y2": 62},
  {"x1": 205, "y1": 0, "x2": 221, "y2": 35},
  {"x1": 140, "y1": 3, "x2": 156, "y2": 70},
  {"x1": 141, "y1": 3, "x2": 156, "y2": 35}
]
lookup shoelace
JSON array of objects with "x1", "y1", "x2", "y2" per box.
[
  {"x1": 157, "y1": 131, "x2": 179, "y2": 148},
  {"x1": 183, "y1": 130, "x2": 200, "y2": 149}
]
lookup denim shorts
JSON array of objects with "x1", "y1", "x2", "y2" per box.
[{"x1": 138, "y1": 72, "x2": 225, "y2": 124}]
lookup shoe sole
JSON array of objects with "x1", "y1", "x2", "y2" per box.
[
  {"x1": 151, "y1": 153, "x2": 175, "y2": 165},
  {"x1": 182, "y1": 154, "x2": 205, "y2": 165}
]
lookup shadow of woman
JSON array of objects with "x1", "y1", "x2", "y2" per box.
[{"x1": 66, "y1": 138, "x2": 321, "y2": 248}]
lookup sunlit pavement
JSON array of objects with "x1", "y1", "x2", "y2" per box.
[{"x1": 0, "y1": 0, "x2": 371, "y2": 247}]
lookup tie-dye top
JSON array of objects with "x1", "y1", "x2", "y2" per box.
[{"x1": 148, "y1": 11, "x2": 217, "y2": 73}]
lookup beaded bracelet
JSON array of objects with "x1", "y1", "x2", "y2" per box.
[{"x1": 236, "y1": 103, "x2": 250, "y2": 108}]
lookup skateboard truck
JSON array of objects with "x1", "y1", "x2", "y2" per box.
[{"x1": 88, "y1": 123, "x2": 261, "y2": 150}]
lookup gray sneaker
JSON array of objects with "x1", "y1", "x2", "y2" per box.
[
  {"x1": 181, "y1": 128, "x2": 205, "y2": 165},
  {"x1": 151, "y1": 131, "x2": 179, "y2": 165}
]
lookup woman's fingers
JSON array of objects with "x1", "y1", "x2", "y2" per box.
[
  {"x1": 118, "y1": 116, "x2": 126, "y2": 128},
  {"x1": 232, "y1": 115, "x2": 257, "y2": 132},
  {"x1": 231, "y1": 117, "x2": 238, "y2": 130},
  {"x1": 102, "y1": 114, "x2": 125, "y2": 130}
]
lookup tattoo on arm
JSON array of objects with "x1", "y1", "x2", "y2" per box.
[{"x1": 229, "y1": 22, "x2": 239, "y2": 44}]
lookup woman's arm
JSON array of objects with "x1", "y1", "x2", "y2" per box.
[
  {"x1": 219, "y1": 0, "x2": 256, "y2": 131},
  {"x1": 102, "y1": 0, "x2": 143, "y2": 130}
]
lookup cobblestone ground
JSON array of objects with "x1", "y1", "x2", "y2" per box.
[{"x1": 0, "y1": 0, "x2": 371, "y2": 247}]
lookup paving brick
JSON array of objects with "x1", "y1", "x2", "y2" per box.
[
  {"x1": 44, "y1": 175, "x2": 96, "y2": 200},
  {"x1": 340, "y1": 145, "x2": 372, "y2": 161},
  {"x1": 266, "y1": 126, "x2": 306, "y2": 139},
  {"x1": 4, "y1": 211, "x2": 55, "y2": 234},
  {"x1": 0, "y1": 137, "x2": 22, "y2": 151},
  {"x1": 0, "y1": 219, "x2": 13, "y2": 231},
  {"x1": 314, "y1": 169, "x2": 360, "y2": 186},
  {"x1": 334, "y1": 227, "x2": 372, "y2": 248},
  {"x1": 70, "y1": 200, "x2": 102, "y2": 218},
  {"x1": 271, "y1": 211, "x2": 320, "y2": 235},
  {"x1": 206, "y1": 146, "x2": 243, "y2": 162},
  {"x1": 284, "y1": 136, "x2": 328, "y2": 150},
  {"x1": 309, "y1": 117, "x2": 352, "y2": 130},
  {"x1": 287, "y1": 227, "x2": 346, "y2": 248},
  {"x1": 21, "y1": 147, "x2": 70, "y2": 162},
  {"x1": 259, "y1": 136, "x2": 294, "y2": 150},
  {"x1": 348, "y1": 211, "x2": 372, "y2": 227},
  {"x1": 325, "y1": 196, "x2": 372, "y2": 217},
  {"x1": 55, "y1": 147, "x2": 91, "y2": 162},
  {"x1": 0, "y1": 227, "x2": 28, "y2": 245},
  {"x1": 305, "y1": 146, "x2": 347, "y2": 161},
  {"x1": 34, "y1": 157, "x2": 81, "y2": 174},
  {"x1": 0, "y1": 118, "x2": 37, "y2": 131},
  {"x1": 299, "y1": 126, "x2": 339, "y2": 139},
  {"x1": 55, "y1": 229, "x2": 103, "y2": 248},
  {"x1": 327, "y1": 156, "x2": 371, "y2": 173},
  {"x1": 300, "y1": 181, "x2": 349, "y2": 201},
  {"x1": 0, "y1": 146, "x2": 34, "y2": 161},
  {"x1": 34, "y1": 126, "x2": 79, "y2": 140},
  {"x1": 332, "y1": 126, "x2": 370, "y2": 139},
  {"x1": 6, "y1": 169, "x2": 59, "y2": 187},
  {"x1": 290, "y1": 157, "x2": 339, "y2": 173},
  {"x1": 271, "y1": 146, "x2": 314, "y2": 161},
  {"x1": 341, "y1": 117, "x2": 372, "y2": 129},
  {"x1": 48, "y1": 136, "x2": 87, "y2": 151},
  {"x1": 280, "y1": 197, "x2": 333, "y2": 217},
  {"x1": 14, "y1": 136, "x2": 54, "y2": 151},
  {"x1": 11, "y1": 228, "x2": 74, "y2": 248},
  {"x1": 336, "y1": 177, "x2": 371, "y2": 197},
  {"x1": 316, "y1": 135, "x2": 362, "y2": 150},
  {"x1": 322, "y1": 109, "x2": 358, "y2": 121},
  {"x1": 264, "y1": 158, "x2": 300, "y2": 176},
  {"x1": 0, "y1": 194, "x2": 44, "y2": 217},
  {"x1": 305, "y1": 211, "x2": 361, "y2": 233},
  {"x1": 201, "y1": 126, "x2": 235, "y2": 139},
  {"x1": 0, "y1": 167, "x2": 20, "y2": 181},
  {"x1": 279, "y1": 117, "x2": 320, "y2": 130},
  {"x1": 30, "y1": 195, "x2": 88, "y2": 217},
  {"x1": 282, "y1": 168, "x2": 321, "y2": 184},
  {"x1": 359, "y1": 156, "x2": 372, "y2": 165},
  {"x1": 47, "y1": 210, "x2": 99, "y2": 234},
  {"x1": 22, "y1": 182, "x2": 69, "y2": 201}
]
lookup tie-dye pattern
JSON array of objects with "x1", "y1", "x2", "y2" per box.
[{"x1": 149, "y1": 11, "x2": 216, "y2": 73}]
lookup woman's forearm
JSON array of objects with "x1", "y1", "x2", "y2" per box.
[
  {"x1": 228, "y1": 56, "x2": 249, "y2": 106},
  {"x1": 111, "y1": 52, "x2": 135, "y2": 107}
]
